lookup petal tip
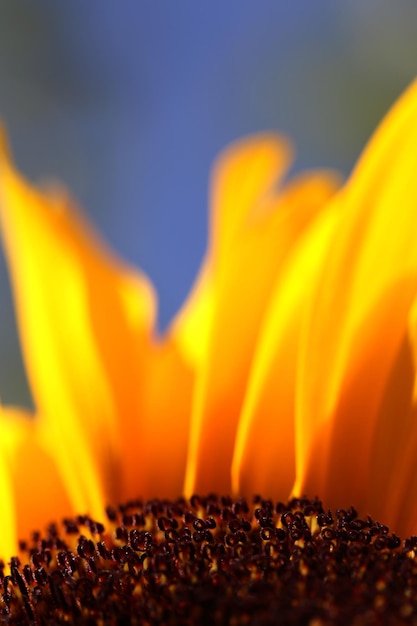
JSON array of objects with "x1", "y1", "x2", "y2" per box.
[{"x1": 0, "y1": 122, "x2": 12, "y2": 163}]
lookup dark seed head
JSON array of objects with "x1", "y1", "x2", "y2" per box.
[{"x1": 1, "y1": 495, "x2": 417, "y2": 625}]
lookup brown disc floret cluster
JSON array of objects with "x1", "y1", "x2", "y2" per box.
[{"x1": 1, "y1": 495, "x2": 417, "y2": 625}]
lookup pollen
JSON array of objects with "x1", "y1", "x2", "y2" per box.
[{"x1": 2, "y1": 495, "x2": 417, "y2": 625}]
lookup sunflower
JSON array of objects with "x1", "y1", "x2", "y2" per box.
[{"x1": 0, "y1": 80, "x2": 417, "y2": 624}]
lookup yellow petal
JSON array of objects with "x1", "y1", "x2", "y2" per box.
[
  {"x1": 0, "y1": 132, "x2": 157, "y2": 514},
  {"x1": 0, "y1": 407, "x2": 21, "y2": 558},
  {"x1": 184, "y1": 133, "x2": 340, "y2": 495},
  {"x1": 168, "y1": 260, "x2": 213, "y2": 371},
  {"x1": 296, "y1": 79, "x2": 417, "y2": 527},
  {"x1": 209, "y1": 134, "x2": 293, "y2": 264}
]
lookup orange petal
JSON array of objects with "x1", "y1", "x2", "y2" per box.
[
  {"x1": 366, "y1": 298, "x2": 417, "y2": 535},
  {"x1": 232, "y1": 200, "x2": 339, "y2": 498},
  {"x1": 296, "y1": 79, "x2": 417, "y2": 523},
  {"x1": 184, "y1": 132, "x2": 340, "y2": 495},
  {"x1": 131, "y1": 335, "x2": 194, "y2": 498},
  {"x1": 0, "y1": 407, "x2": 73, "y2": 559}
]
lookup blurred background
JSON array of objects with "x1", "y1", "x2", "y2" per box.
[{"x1": 0, "y1": 0, "x2": 416, "y2": 408}]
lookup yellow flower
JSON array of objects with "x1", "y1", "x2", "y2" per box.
[{"x1": 0, "y1": 78, "x2": 416, "y2": 564}]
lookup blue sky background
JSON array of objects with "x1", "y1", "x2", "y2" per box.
[{"x1": 0, "y1": 0, "x2": 416, "y2": 407}]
